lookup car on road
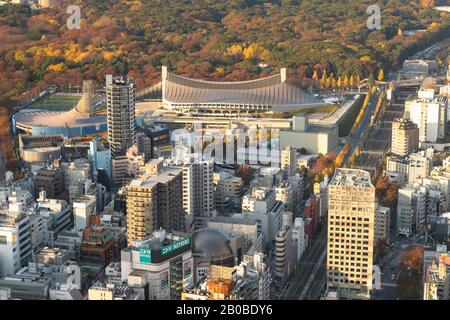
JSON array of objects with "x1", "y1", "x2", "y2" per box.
[{"x1": 390, "y1": 274, "x2": 396, "y2": 281}]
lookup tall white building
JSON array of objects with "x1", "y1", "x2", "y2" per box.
[
  {"x1": 404, "y1": 91, "x2": 447, "y2": 143},
  {"x1": 36, "y1": 191, "x2": 72, "y2": 246},
  {"x1": 241, "y1": 252, "x2": 270, "y2": 300},
  {"x1": 292, "y1": 217, "x2": 306, "y2": 262},
  {"x1": 242, "y1": 187, "x2": 283, "y2": 246},
  {"x1": 174, "y1": 158, "x2": 214, "y2": 230},
  {"x1": 397, "y1": 186, "x2": 427, "y2": 237},
  {"x1": 0, "y1": 211, "x2": 32, "y2": 277},
  {"x1": 72, "y1": 195, "x2": 96, "y2": 232}
]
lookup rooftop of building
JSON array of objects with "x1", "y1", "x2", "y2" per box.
[
  {"x1": 245, "y1": 187, "x2": 274, "y2": 201},
  {"x1": 128, "y1": 229, "x2": 189, "y2": 251},
  {"x1": 0, "y1": 211, "x2": 27, "y2": 227},
  {"x1": 330, "y1": 168, "x2": 373, "y2": 188},
  {"x1": 209, "y1": 214, "x2": 257, "y2": 226}
]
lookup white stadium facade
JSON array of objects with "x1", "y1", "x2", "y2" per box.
[{"x1": 160, "y1": 66, "x2": 324, "y2": 116}]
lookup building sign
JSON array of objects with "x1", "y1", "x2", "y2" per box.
[
  {"x1": 139, "y1": 248, "x2": 152, "y2": 264},
  {"x1": 161, "y1": 271, "x2": 169, "y2": 289},
  {"x1": 183, "y1": 260, "x2": 193, "y2": 289},
  {"x1": 161, "y1": 237, "x2": 190, "y2": 256}
]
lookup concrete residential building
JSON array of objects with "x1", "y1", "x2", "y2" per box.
[
  {"x1": 125, "y1": 159, "x2": 184, "y2": 245},
  {"x1": 34, "y1": 164, "x2": 65, "y2": 199},
  {"x1": 61, "y1": 158, "x2": 91, "y2": 190},
  {"x1": 106, "y1": 75, "x2": 136, "y2": 159},
  {"x1": 0, "y1": 248, "x2": 82, "y2": 300},
  {"x1": 81, "y1": 226, "x2": 116, "y2": 267},
  {"x1": 183, "y1": 252, "x2": 270, "y2": 300},
  {"x1": 242, "y1": 187, "x2": 283, "y2": 246},
  {"x1": 304, "y1": 195, "x2": 320, "y2": 239},
  {"x1": 88, "y1": 282, "x2": 144, "y2": 300},
  {"x1": 397, "y1": 186, "x2": 427, "y2": 237},
  {"x1": 375, "y1": 205, "x2": 391, "y2": 244},
  {"x1": 170, "y1": 157, "x2": 214, "y2": 230},
  {"x1": 0, "y1": 211, "x2": 32, "y2": 277},
  {"x1": 36, "y1": 192, "x2": 72, "y2": 245},
  {"x1": 292, "y1": 217, "x2": 306, "y2": 262},
  {"x1": 274, "y1": 173, "x2": 304, "y2": 216},
  {"x1": 422, "y1": 167, "x2": 450, "y2": 212},
  {"x1": 386, "y1": 151, "x2": 433, "y2": 184},
  {"x1": 314, "y1": 175, "x2": 330, "y2": 221},
  {"x1": 423, "y1": 248, "x2": 450, "y2": 300},
  {"x1": 281, "y1": 146, "x2": 296, "y2": 178},
  {"x1": 404, "y1": 91, "x2": 447, "y2": 143},
  {"x1": 89, "y1": 139, "x2": 112, "y2": 179},
  {"x1": 111, "y1": 146, "x2": 146, "y2": 186},
  {"x1": 391, "y1": 118, "x2": 419, "y2": 156},
  {"x1": 136, "y1": 133, "x2": 152, "y2": 163},
  {"x1": 73, "y1": 195, "x2": 96, "y2": 232},
  {"x1": 214, "y1": 172, "x2": 244, "y2": 210},
  {"x1": 274, "y1": 223, "x2": 294, "y2": 291},
  {"x1": 327, "y1": 169, "x2": 375, "y2": 300}
]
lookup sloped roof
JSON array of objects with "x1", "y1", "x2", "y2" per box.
[{"x1": 162, "y1": 70, "x2": 323, "y2": 110}]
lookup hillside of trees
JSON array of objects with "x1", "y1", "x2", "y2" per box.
[{"x1": 0, "y1": 0, "x2": 450, "y2": 105}]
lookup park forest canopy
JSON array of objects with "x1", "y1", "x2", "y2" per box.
[{"x1": 0, "y1": 0, "x2": 449, "y2": 103}]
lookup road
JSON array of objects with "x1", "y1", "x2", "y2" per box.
[
  {"x1": 343, "y1": 92, "x2": 380, "y2": 165},
  {"x1": 278, "y1": 226, "x2": 327, "y2": 300}
]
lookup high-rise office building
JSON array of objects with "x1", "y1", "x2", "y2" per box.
[
  {"x1": 391, "y1": 118, "x2": 419, "y2": 156},
  {"x1": 125, "y1": 159, "x2": 184, "y2": 245},
  {"x1": 327, "y1": 169, "x2": 375, "y2": 300},
  {"x1": 106, "y1": 75, "x2": 136, "y2": 159}
]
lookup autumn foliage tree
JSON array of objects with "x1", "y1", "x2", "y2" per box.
[
  {"x1": 378, "y1": 69, "x2": 385, "y2": 82},
  {"x1": 375, "y1": 175, "x2": 399, "y2": 212},
  {"x1": 396, "y1": 245, "x2": 424, "y2": 300},
  {"x1": 235, "y1": 165, "x2": 254, "y2": 186}
]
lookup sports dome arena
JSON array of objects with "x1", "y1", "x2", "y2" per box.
[{"x1": 13, "y1": 81, "x2": 107, "y2": 137}]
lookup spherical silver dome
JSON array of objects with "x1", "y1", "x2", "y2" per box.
[{"x1": 192, "y1": 228, "x2": 235, "y2": 266}]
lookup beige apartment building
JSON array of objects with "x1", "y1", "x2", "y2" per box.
[
  {"x1": 327, "y1": 169, "x2": 375, "y2": 300},
  {"x1": 125, "y1": 159, "x2": 184, "y2": 245},
  {"x1": 391, "y1": 118, "x2": 419, "y2": 156}
]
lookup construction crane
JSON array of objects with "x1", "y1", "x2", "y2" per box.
[{"x1": 65, "y1": 122, "x2": 80, "y2": 159}]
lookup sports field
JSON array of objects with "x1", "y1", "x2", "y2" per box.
[{"x1": 27, "y1": 94, "x2": 81, "y2": 112}]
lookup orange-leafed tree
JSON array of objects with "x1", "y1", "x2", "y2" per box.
[{"x1": 236, "y1": 165, "x2": 254, "y2": 186}]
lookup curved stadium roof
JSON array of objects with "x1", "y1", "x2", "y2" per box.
[{"x1": 162, "y1": 67, "x2": 323, "y2": 112}]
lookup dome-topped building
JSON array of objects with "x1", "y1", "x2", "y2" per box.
[{"x1": 192, "y1": 228, "x2": 235, "y2": 267}]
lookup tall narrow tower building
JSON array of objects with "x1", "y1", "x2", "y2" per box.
[{"x1": 106, "y1": 75, "x2": 136, "y2": 159}]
